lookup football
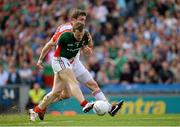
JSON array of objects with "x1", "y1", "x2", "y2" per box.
[{"x1": 93, "y1": 100, "x2": 110, "y2": 116}]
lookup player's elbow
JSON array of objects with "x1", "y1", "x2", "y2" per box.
[{"x1": 46, "y1": 40, "x2": 55, "y2": 47}]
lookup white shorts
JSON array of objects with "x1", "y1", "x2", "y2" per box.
[
  {"x1": 51, "y1": 57, "x2": 72, "y2": 74},
  {"x1": 51, "y1": 56, "x2": 93, "y2": 84},
  {"x1": 72, "y1": 59, "x2": 93, "y2": 84}
]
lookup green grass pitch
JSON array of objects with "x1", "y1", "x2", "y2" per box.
[{"x1": 0, "y1": 114, "x2": 180, "y2": 126}]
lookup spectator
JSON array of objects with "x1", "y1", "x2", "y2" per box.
[
  {"x1": 151, "y1": 51, "x2": 162, "y2": 74},
  {"x1": 7, "y1": 65, "x2": 21, "y2": 85},
  {"x1": 146, "y1": 67, "x2": 159, "y2": 83},
  {"x1": 134, "y1": 62, "x2": 148, "y2": 84},
  {"x1": 91, "y1": 0, "x2": 109, "y2": 24},
  {"x1": 0, "y1": 0, "x2": 179, "y2": 87},
  {"x1": 106, "y1": 61, "x2": 119, "y2": 84},
  {"x1": 128, "y1": 55, "x2": 139, "y2": 76},
  {"x1": 0, "y1": 64, "x2": 8, "y2": 86},
  {"x1": 170, "y1": 58, "x2": 180, "y2": 83},
  {"x1": 97, "y1": 64, "x2": 109, "y2": 85},
  {"x1": 19, "y1": 62, "x2": 33, "y2": 84},
  {"x1": 102, "y1": 22, "x2": 115, "y2": 40},
  {"x1": 114, "y1": 50, "x2": 128, "y2": 76},
  {"x1": 108, "y1": 39, "x2": 119, "y2": 59},
  {"x1": 86, "y1": 54, "x2": 100, "y2": 77},
  {"x1": 119, "y1": 63, "x2": 134, "y2": 84},
  {"x1": 26, "y1": 82, "x2": 45, "y2": 109},
  {"x1": 159, "y1": 61, "x2": 174, "y2": 83}
]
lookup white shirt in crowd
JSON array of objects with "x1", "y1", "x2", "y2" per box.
[{"x1": 0, "y1": 70, "x2": 8, "y2": 86}]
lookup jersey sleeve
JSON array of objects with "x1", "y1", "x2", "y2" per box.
[
  {"x1": 51, "y1": 24, "x2": 72, "y2": 43},
  {"x1": 52, "y1": 29, "x2": 72, "y2": 43}
]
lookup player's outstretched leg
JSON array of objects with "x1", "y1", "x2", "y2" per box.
[
  {"x1": 108, "y1": 100, "x2": 124, "y2": 116},
  {"x1": 29, "y1": 74, "x2": 66, "y2": 121},
  {"x1": 29, "y1": 91, "x2": 60, "y2": 121},
  {"x1": 29, "y1": 91, "x2": 54, "y2": 121}
]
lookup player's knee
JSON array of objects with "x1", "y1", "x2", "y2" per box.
[
  {"x1": 59, "y1": 69, "x2": 78, "y2": 84},
  {"x1": 59, "y1": 89, "x2": 71, "y2": 99},
  {"x1": 52, "y1": 90, "x2": 61, "y2": 97},
  {"x1": 61, "y1": 92, "x2": 71, "y2": 99}
]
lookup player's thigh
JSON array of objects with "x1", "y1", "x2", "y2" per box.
[
  {"x1": 60, "y1": 85, "x2": 72, "y2": 99},
  {"x1": 58, "y1": 68, "x2": 78, "y2": 85},
  {"x1": 51, "y1": 56, "x2": 78, "y2": 86},
  {"x1": 52, "y1": 74, "x2": 72, "y2": 100},
  {"x1": 51, "y1": 74, "x2": 66, "y2": 95},
  {"x1": 77, "y1": 70, "x2": 94, "y2": 85}
]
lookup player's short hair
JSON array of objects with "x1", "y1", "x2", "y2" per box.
[
  {"x1": 70, "y1": 9, "x2": 87, "y2": 19},
  {"x1": 73, "y1": 21, "x2": 85, "y2": 32}
]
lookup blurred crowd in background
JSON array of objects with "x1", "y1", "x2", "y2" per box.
[{"x1": 0, "y1": 0, "x2": 180, "y2": 88}]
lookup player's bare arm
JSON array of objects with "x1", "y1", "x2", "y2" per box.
[{"x1": 37, "y1": 39, "x2": 56, "y2": 69}]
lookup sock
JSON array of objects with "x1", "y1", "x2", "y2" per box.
[
  {"x1": 34, "y1": 106, "x2": 46, "y2": 113},
  {"x1": 92, "y1": 90, "x2": 112, "y2": 112},
  {"x1": 92, "y1": 90, "x2": 107, "y2": 101},
  {"x1": 80, "y1": 100, "x2": 88, "y2": 107}
]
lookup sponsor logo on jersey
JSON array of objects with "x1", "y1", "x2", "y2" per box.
[
  {"x1": 67, "y1": 44, "x2": 74, "y2": 46},
  {"x1": 67, "y1": 48, "x2": 81, "y2": 52},
  {"x1": 82, "y1": 41, "x2": 86, "y2": 45},
  {"x1": 75, "y1": 42, "x2": 80, "y2": 47}
]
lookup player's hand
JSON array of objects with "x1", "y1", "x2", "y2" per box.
[
  {"x1": 37, "y1": 59, "x2": 44, "y2": 69},
  {"x1": 82, "y1": 45, "x2": 92, "y2": 55},
  {"x1": 86, "y1": 32, "x2": 92, "y2": 43}
]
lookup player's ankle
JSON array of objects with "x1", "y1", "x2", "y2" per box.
[
  {"x1": 80, "y1": 100, "x2": 88, "y2": 107},
  {"x1": 34, "y1": 106, "x2": 46, "y2": 113}
]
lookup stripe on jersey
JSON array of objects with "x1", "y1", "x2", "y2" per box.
[
  {"x1": 52, "y1": 23, "x2": 73, "y2": 43},
  {"x1": 59, "y1": 58, "x2": 66, "y2": 69},
  {"x1": 52, "y1": 29, "x2": 72, "y2": 42},
  {"x1": 60, "y1": 25, "x2": 72, "y2": 32},
  {"x1": 54, "y1": 45, "x2": 61, "y2": 57},
  {"x1": 53, "y1": 29, "x2": 72, "y2": 57}
]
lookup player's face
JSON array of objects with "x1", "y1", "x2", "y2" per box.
[
  {"x1": 76, "y1": 16, "x2": 86, "y2": 24},
  {"x1": 74, "y1": 30, "x2": 84, "y2": 41}
]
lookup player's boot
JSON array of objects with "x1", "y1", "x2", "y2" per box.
[
  {"x1": 34, "y1": 106, "x2": 46, "y2": 120},
  {"x1": 83, "y1": 102, "x2": 94, "y2": 113},
  {"x1": 109, "y1": 100, "x2": 124, "y2": 116},
  {"x1": 29, "y1": 109, "x2": 38, "y2": 121}
]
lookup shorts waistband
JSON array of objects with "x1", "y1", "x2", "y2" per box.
[
  {"x1": 53, "y1": 57, "x2": 74, "y2": 63},
  {"x1": 53, "y1": 57, "x2": 61, "y2": 61}
]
